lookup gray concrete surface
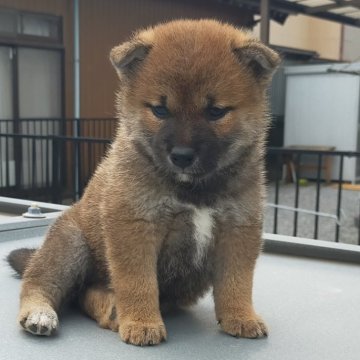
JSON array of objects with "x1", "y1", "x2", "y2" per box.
[
  {"x1": 1, "y1": 235, "x2": 360, "y2": 360},
  {"x1": 265, "y1": 182, "x2": 360, "y2": 245}
]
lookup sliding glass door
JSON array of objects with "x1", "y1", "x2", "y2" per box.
[
  {"x1": 18, "y1": 48, "x2": 62, "y2": 119},
  {"x1": 0, "y1": 45, "x2": 63, "y2": 189},
  {"x1": 0, "y1": 46, "x2": 15, "y2": 186},
  {"x1": 18, "y1": 48, "x2": 62, "y2": 188}
]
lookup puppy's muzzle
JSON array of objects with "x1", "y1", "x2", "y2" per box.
[{"x1": 170, "y1": 147, "x2": 195, "y2": 169}]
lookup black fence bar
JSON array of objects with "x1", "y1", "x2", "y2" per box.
[
  {"x1": 5, "y1": 135, "x2": 10, "y2": 188},
  {"x1": 72, "y1": 140, "x2": 77, "y2": 201},
  {"x1": 51, "y1": 137, "x2": 60, "y2": 204},
  {"x1": 0, "y1": 118, "x2": 117, "y2": 139},
  {"x1": 273, "y1": 153, "x2": 281, "y2": 234},
  {"x1": 293, "y1": 153, "x2": 301, "y2": 237},
  {"x1": 0, "y1": 132, "x2": 110, "y2": 204},
  {"x1": 31, "y1": 137, "x2": 36, "y2": 189},
  {"x1": 0, "y1": 133, "x2": 110, "y2": 142},
  {"x1": 268, "y1": 147, "x2": 360, "y2": 157},
  {"x1": 45, "y1": 137, "x2": 50, "y2": 201},
  {"x1": 358, "y1": 200, "x2": 360, "y2": 246},
  {"x1": 2, "y1": 126, "x2": 360, "y2": 246},
  {"x1": 314, "y1": 154, "x2": 322, "y2": 239},
  {"x1": 335, "y1": 155, "x2": 344, "y2": 243},
  {"x1": 74, "y1": 117, "x2": 81, "y2": 200},
  {"x1": 267, "y1": 147, "x2": 360, "y2": 245}
]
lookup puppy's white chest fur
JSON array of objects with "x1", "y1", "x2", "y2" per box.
[{"x1": 192, "y1": 207, "x2": 214, "y2": 266}]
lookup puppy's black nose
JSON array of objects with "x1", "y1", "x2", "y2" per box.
[{"x1": 170, "y1": 147, "x2": 195, "y2": 169}]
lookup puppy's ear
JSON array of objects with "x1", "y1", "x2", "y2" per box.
[
  {"x1": 234, "y1": 41, "x2": 280, "y2": 81},
  {"x1": 110, "y1": 30, "x2": 154, "y2": 77}
]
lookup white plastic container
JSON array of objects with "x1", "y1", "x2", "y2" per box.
[{"x1": 284, "y1": 62, "x2": 360, "y2": 183}]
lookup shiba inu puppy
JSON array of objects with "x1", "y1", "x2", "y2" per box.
[{"x1": 7, "y1": 19, "x2": 279, "y2": 346}]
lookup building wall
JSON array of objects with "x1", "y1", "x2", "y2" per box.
[
  {"x1": 79, "y1": 0, "x2": 254, "y2": 118},
  {"x1": 306, "y1": 16, "x2": 341, "y2": 60},
  {"x1": 342, "y1": 25, "x2": 360, "y2": 61},
  {"x1": 1, "y1": 0, "x2": 355, "y2": 120},
  {"x1": 253, "y1": 14, "x2": 342, "y2": 60},
  {"x1": 0, "y1": 0, "x2": 254, "y2": 119},
  {"x1": 0, "y1": 0, "x2": 74, "y2": 118}
]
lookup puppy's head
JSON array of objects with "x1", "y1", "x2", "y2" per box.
[{"x1": 110, "y1": 19, "x2": 280, "y2": 184}]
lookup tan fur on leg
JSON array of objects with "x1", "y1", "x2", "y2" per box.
[
  {"x1": 80, "y1": 286, "x2": 118, "y2": 332},
  {"x1": 213, "y1": 225, "x2": 268, "y2": 338},
  {"x1": 102, "y1": 217, "x2": 167, "y2": 346},
  {"x1": 16, "y1": 210, "x2": 91, "y2": 336}
]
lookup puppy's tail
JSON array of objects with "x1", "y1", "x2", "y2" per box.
[{"x1": 6, "y1": 248, "x2": 36, "y2": 277}]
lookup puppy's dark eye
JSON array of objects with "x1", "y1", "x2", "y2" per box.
[
  {"x1": 206, "y1": 106, "x2": 230, "y2": 121},
  {"x1": 151, "y1": 105, "x2": 170, "y2": 119}
]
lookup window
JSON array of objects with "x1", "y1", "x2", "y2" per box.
[
  {"x1": 20, "y1": 13, "x2": 60, "y2": 40},
  {"x1": 0, "y1": 9, "x2": 17, "y2": 36},
  {"x1": 0, "y1": 8, "x2": 61, "y2": 43}
]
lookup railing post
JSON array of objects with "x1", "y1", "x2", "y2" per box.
[
  {"x1": 335, "y1": 155, "x2": 344, "y2": 242},
  {"x1": 5, "y1": 134, "x2": 10, "y2": 188},
  {"x1": 314, "y1": 154, "x2": 323, "y2": 239},
  {"x1": 77, "y1": 133, "x2": 82, "y2": 199},
  {"x1": 293, "y1": 153, "x2": 301, "y2": 237},
  {"x1": 358, "y1": 198, "x2": 360, "y2": 245},
  {"x1": 273, "y1": 153, "x2": 281, "y2": 234},
  {"x1": 73, "y1": 118, "x2": 81, "y2": 200},
  {"x1": 51, "y1": 136, "x2": 60, "y2": 204}
]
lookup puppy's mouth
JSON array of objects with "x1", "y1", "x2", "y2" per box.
[
  {"x1": 175, "y1": 173, "x2": 194, "y2": 183},
  {"x1": 170, "y1": 167, "x2": 214, "y2": 185}
]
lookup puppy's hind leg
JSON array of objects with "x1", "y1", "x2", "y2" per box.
[
  {"x1": 80, "y1": 285, "x2": 118, "y2": 332},
  {"x1": 18, "y1": 213, "x2": 91, "y2": 336}
]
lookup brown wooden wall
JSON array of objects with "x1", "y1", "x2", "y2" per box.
[
  {"x1": 79, "y1": 0, "x2": 254, "y2": 118},
  {"x1": 1, "y1": 0, "x2": 254, "y2": 120},
  {"x1": 0, "y1": 0, "x2": 74, "y2": 118},
  {"x1": 0, "y1": 0, "x2": 254, "y2": 198}
]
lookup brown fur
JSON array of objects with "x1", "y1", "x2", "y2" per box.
[
  {"x1": 7, "y1": 248, "x2": 36, "y2": 277},
  {"x1": 8, "y1": 19, "x2": 279, "y2": 346}
]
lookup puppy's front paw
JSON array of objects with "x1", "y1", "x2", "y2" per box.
[
  {"x1": 119, "y1": 320, "x2": 167, "y2": 346},
  {"x1": 18, "y1": 307, "x2": 58, "y2": 336},
  {"x1": 219, "y1": 316, "x2": 268, "y2": 339}
]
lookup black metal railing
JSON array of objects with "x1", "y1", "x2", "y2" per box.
[
  {"x1": 0, "y1": 118, "x2": 118, "y2": 138},
  {"x1": 267, "y1": 147, "x2": 360, "y2": 245},
  {"x1": 0, "y1": 117, "x2": 117, "y2": 203},
  {"x1": 1, "y1": 119, "x2": 360, "y2": 245},
  {"x1": 0, "y1": 132, "x2": 111, "y2": 204}
]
